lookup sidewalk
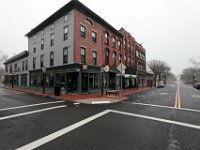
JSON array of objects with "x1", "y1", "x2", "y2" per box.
[{"x1": 0, "y1": 84, "x2": 154, "y2": 104}]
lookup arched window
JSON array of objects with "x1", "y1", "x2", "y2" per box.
[
  {"x1": 119, "y1": 54, "x2": 122, "y2": 63},
  {"x1": 105, "y1": 48, "x2": 110, "y2": 64},
  {"x1": 112, "y1": 51, "x2": 116, "y2": 66}
]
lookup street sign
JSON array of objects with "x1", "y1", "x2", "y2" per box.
[
  {"x1": 117, "y1": 63, "x2": 126, "y2": 75},
  {"x1": 104, "y1": 65, "x2": 110, "y2": 72}
]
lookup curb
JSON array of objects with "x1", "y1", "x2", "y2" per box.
[{"x1": 0, "y1": 85, "x2": 155, "y2": 105}]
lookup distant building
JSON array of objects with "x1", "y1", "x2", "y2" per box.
[{"x1": 4, "y1": 0, "x2": 150, "y2": 93}]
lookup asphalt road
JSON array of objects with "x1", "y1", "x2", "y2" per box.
[{"x1": 0, "y1": 84, "x2": 200, "y2": 150}]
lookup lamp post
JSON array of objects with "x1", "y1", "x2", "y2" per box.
[{"x1": 42, "y1": 66, "x2": 46, "y2": 94}]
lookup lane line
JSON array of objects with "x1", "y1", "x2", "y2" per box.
[
  {"x1": 177, "y1": 87, "x2": 181, "y2": 108},
  {"x1": 122, "y1": 102, "x2": 200, "y2": 113},
  {"x1": 0, "y1": 100, "x2": 65, "y2": 112},
  {"x1": 16, "y1": 110, "x2": 110, "y2": 150},
  {"x1": 0, "y1": 105, "x2": 66, "y2": 121},
  {"x1": 111, "y1": 110, "x2": 200, "y2": 130},
  {"x1": 17, "y1": 109, "x2": 200, "y2": 150},
  {"x1": 174, "y1": 87, "x2": 178, "y2": 108}
]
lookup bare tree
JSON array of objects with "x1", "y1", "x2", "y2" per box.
[
  {"x1": 180, "y1": 67, "x2": 199, "y2": 84},
  {"x1": 148, "y1": 59, "x2": 171, "y2": 83},
  {"x1": 0, "y1": 50, "x2": 8, "y2": 82}
]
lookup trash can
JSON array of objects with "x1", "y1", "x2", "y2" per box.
[{"x1": 54, "y1": 86, "x2": 60, "y2": 96}]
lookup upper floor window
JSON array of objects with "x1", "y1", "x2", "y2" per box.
[
  {"x1": 128, "y1": 56, "x2": 131, "y2": 66},
  {"x1": 105, "y1": 48, "x2": 110, "y2": 64},
  {"x1": 105, "y1": 32, "x2": 109, "y2": 45},
  {"x1": 33, "y1": 57, "x2": 36, "y2": 69},
  {"x1": 33, "y1": 35, "x2": 37, "y2": 40},
  {"x1": 14, "y1": 64, "x2": 17, "y2": 72},
  {"x1": 22, "y1": 61, "x2": 25, "y2": 71},
  {"x1": 51, "y1": 23, "x2": 55, "y2": 30},
  {"x1": 10, "y1": 65, "x2": 12, "y2": 73},
  {"x1": 112, "y1": 36, "x2": 116, "y2": 48},
  {"x1": 124, "y1": 39, "x2": 127, "y2": 50},
  {"x1": 119, "y1": 54, "x2": 122, "y2": 63},
  {"x1": 128, "y1": 43, "x2": 131, "y2": 52},
  {"x1": 64, "y1": 14, "x2": 69, "y2": 22},
  {"x1": 63, "y1": 26, "x2": 68, "y2": 41},
  {"x1": 124, "y1": 55, "x2": 127, "y2": 66},
  {"x1": 118, "y1": 40, "x2": 121, "y2": 51},
  {"x1": 5, "y1": 65, "x2": 8, "y2": 72},
  {"x1": 92, "y1": 31, "x2": 97, "y2": 43},
  {"x1": 63, "y1": 47, "x2": 68, "y2": 64},
  {"x1": 112, "y1": 51, "x2": 116, "y2": 66},
  {"x1": 50, "y1": 52, "x2": 54, "y2": 66},
  {"x1": 41, "y1": 38, "x2": 44, "y2": 50},
  {"x1": 41, "y1": 30, "x2": 44, "y2": 36},
  {"x1": 80, "y1": 47, "x2": 86, "y2": 64},
  {"x1": 25, "y1": 60, "x2": 28, "y2": 70},
  {"x1": 33, "y1": 43, "x2": 36, "y2": 53},
  {"x1": 92, "y1": 51, "x2": 97, "y2": 65},
  {"x1": 80, "y1": 25, "x2": 86, "y2": 38},
  {"x1": 40, "y1": 55, "x2": 44, "y2": 68},
  {"x1": 50, "y1": 33, "x2": 54, "y2": 46}
]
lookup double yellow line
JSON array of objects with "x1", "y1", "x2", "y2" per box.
[{"x1": 174, "y1": 86, "x2": 181, "y2": 108}]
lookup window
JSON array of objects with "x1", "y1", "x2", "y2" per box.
[
  {"x1": 112, "y1": 37, "x2": 116, "y2": 48},
  {"x1": 63, "y1": 47, "x2": 68, "y2": 63},
  {"x1": 33, "y1": 57, "x2": 36, "y2": 69},
  {"x1": 92, "y1": 31, "x2": 97, "y2": 43},
  {"x1": 128, "y1": 43, "x2": 131, "y2": 52},
  {"x1": 81, "y1": 47, "x2": 86, "y2": 64},
  {"x1": 63, "y1": 26, "x2": 68, "y2": 41},
  {"x1": 50, "y1": 33, "x2": 54, "y2": 46},
  {"x1": 51, "y1": 23, "x2": 55, "y2": 30},
  {"x1": 14, "y1": 64, "x2": 17, "y2": 72},
  {"x1": 105, "y1": 32, "x2": 109, "y2": 44},
  {"x1": 40, "y1": 55, "x2": 44, "y2": 68},
  {"x1": 118, "y1": 40, "x2": 121, "y2": 51},
  {"x1": 10, "y1": 65, "x2": 12, "y2": 73},
  {"x1": 128, "y1": 56, "x2": 131, "y2": 66},
  {"x1": 80, "y1": 25, "x2": 86, "y2": 38},
  {"x1": 64, "y1": 14, "x2": 69, "y2": 22},
  {"x1": 22, "y1": 61, "x2": 24, "y2": 71},
  {"x1": 105, "y1": 48, "x2": 110, "y2": 64},
  {"x1": 50, "y1": 52, "x2": 54, "y2": 66},
  {"x1": 124, "y1": 39, "x2": 126, "y2": 50},
  {"x1": 41, "y1": 38, "x2": 44, "y2": 50},
  {"x1": 112, "y1": 51, "x2": 116, "y2": 66},
  {"x1": 41, "y1": 30, "x2": 44, "y2": 35},
  {"x1": 33, "y1": 35, "x2": 37, "y2": 40},
  {"x1": 5, "y1": 65, "x2": 8, "y2": 72},
  {"x1": 26, "y1": 60, "x2": 28, "y2": 70},
  {"x1": 33, "y1": 43, "x2": 36, "y2": 53},
  {"x1": 124, "y1": 55, "x2": 127, "y2": 66},
  {"x1": 119, "y1": 54, "x2": 122, "y2": 63},
  {"x1": 92, "y1": 51, "x2": 97, "y2": 65}
]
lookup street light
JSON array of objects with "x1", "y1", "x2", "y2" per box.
[{"x1": 42, "y1": 66, "x2": 46, "y2": 94}]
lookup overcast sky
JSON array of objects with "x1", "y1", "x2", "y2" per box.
[{"x1": 0, "y1": 0, "x2": 200, "y2": 75}]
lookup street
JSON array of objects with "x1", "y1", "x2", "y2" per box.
[{"x1": 0, "y1": 84, "x2": 200, "y2": 150}]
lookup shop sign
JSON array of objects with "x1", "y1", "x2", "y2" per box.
[{"x1": 82, "y1": 65, "x2": 88, "y2": 70}]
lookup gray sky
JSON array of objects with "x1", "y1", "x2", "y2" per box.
[{"x1": 0, "y1": 0, "x2": 200, "y2": 75}]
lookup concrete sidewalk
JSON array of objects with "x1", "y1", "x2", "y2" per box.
[{"x1": 0, "y1": 84, "x2": 154, "y2": 104}]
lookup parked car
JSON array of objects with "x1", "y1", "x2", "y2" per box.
[
  {"x1": 157, "y1": 81, "x2": 165, "y2": 88},
  {"x1": 193, "y1": 82, "x2": 200, "y2": 90}
]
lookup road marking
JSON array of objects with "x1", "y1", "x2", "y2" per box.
[
  {"x1": 0, "y1": 100, "x2": 65, "y2": 112},
  {"x1": 111, "y1": 110, "x2": 200, "y2": 130},
  {"x1": 16, "y1": 110, "x2": 110, "y2": 150},
  {"x1": 91, "y1": 101, "x2": 110, "y2": 104},
  {"x1": 17, "y1": 109, "x2": 200, "y2": 150},
  {"x1": 174, "y1": 86, "x2": 181, "y2": 108},
  {"x1": 191, "y1": 94, "x2": 200, "y2": 98},
  {"x1": 159, "y1": 93, "x2": 168, "y2": 95},
  {"x1": 122, "y1": 102, "x2": 200, "y2": 113},
  {"x1": 0, "y1": 105, "x2": 66, "y2": 121}
]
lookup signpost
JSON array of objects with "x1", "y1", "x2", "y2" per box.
[
  {"x1": 42, "y1": 66, "x2": 46, "y2": 94},
  {"x1": 100, "y1": 65, "x2": 110, "y2": 95},
  {"x1": 117, "y1": 63, "x2": 126, "y2": 90}
]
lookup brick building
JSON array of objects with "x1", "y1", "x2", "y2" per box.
[{"x1": 4, "y1": 0, "x2": 149, "y2": 93}]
